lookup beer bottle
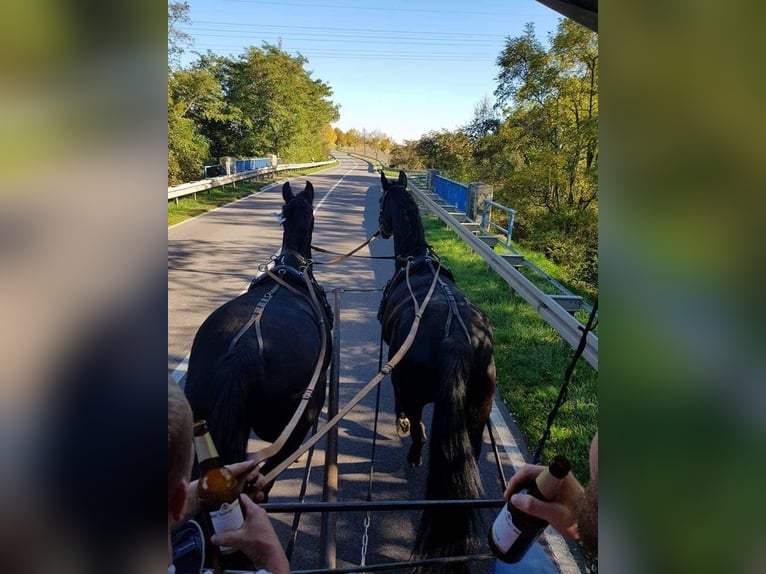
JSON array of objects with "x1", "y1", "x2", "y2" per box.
[
  {"x1": 193, "y1": 420, "x2": 244, "y2": 555},
  {"x1": 488, "y1": 455, "x2": 571, "y2": 563}
]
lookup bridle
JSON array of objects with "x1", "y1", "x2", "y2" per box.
[
  {"x1": 274, "y1": 247, "x2": 311, "y2": 268},
  {"x1": 378, "y1": 186, "x2": 395, "y2": 238}
]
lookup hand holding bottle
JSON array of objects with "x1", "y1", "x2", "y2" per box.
[
  {"x1": 210, "y1": 494, "x2": 290, "y2": 574},
  {"x1": 184, "y1": 460, "x2": 267, "y2": 521},
  {"x1": 505, "y1": 464, "x2": 585, "y2": 540},
  {"x1": 489, "y1": 455, "x2": 572, "y2": 563}
]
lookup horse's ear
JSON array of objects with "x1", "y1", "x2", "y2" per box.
[
  {"x1": 302, "y1": 180, "x2": 314, "y2": 204},
  {"x1": 398, "y1": 171, "x2": 407, "y2": 188},
  {"x1": 282, "y1": 181, "x2": 294, "y2": 203},
  {"x1": 381, "y1": 171, "x2": 390, "y2": 191}
]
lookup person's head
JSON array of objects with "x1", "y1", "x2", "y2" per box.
[
  {"x1": 168, "y1": 378, "x2": 193, "y2": 525},
  {"x1": 577, "y1": 432, "x2": 598, "y2": 555}
]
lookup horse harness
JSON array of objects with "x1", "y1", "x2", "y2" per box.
[
  {"x1": 228, "y1": 252, "x2": 333, "y2": 356},
  {"x1": 377, "y1": 255, "x2": 471, "y2": 344},
  {"x1": 227, "y1": 250, "x2": 334, "y2": 468}
]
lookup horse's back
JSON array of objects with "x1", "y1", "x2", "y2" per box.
[
  {"x1": 185, "y1": 282, "x2": 328, "y2": 412},
  {"x1": 382, "y1": 272, "x2": 492, "y2": 357}
]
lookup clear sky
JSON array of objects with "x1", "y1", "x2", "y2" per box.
[{"x1": 177, "y1": 0, "x2": 562, "y2": 144}]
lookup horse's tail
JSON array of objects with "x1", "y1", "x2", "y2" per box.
[
  {"x1": 185, "y1": 351, "x2": 251, "y2": 471},
  {"x1": 414, "y1": 335, "x2": 483, "y2": 570}
]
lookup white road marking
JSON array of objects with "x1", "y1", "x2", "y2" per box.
[{"x1": 314, "y1": 168, "x2": 354, "y2": 213}]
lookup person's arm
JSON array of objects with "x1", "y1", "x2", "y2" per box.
[
  {"x1": 210, "y1": 494, "x2": 290, "y2": 574},
  {"x1": 504, "y1": 464, "x2": 585, "y2": 539},
  {"x1": 184, "y1": 460, "x2": 266, "y2": 521}
]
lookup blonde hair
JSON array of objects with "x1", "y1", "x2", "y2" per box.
[{"x1": 168, "y1": 377, "x2": 193, "y2": 496}]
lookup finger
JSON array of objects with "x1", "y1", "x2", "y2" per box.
[
  {"x1": 239, "y1": 493, "x2": 257, "y2": 512},
  {"x1": 251, "y1": 489, "x2": 265, "y2": 503},
  {"x1": 210, "y1": 529, "x2": 236, "y2": 546},
  {"x1": 245, "y1": 470, "x2": 266, "y2": 488},
  {"x1": 226, "y1": 459, "x2": 258, "y2": 477},
  {"x1": 505, "y1": 465, "x2": 544, "y2": 496},
  {"x1": 510, "y1": 493, "x2": 553, "y2": 522}
]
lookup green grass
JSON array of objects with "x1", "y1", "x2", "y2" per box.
[
  {"x1": 422, "y1": 216, "x2": 598, "y2": 484},
  {"x1": 168, "y1": 161, "x2": 339, "y2": 226}
]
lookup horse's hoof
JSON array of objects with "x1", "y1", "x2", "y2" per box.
[
  {"x1": 407, "y1": 455, "x2": 422, "y2": 467},
  {"x1": 396, "y1": 417, "x2": 411, "y2": 438}
]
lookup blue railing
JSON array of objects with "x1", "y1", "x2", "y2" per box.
[
  {"x1": 480, "y1": 199, "x2": 516, "y2": 247},
  {"x1": 432, "y1": 174, "x2": 469, "y2": 213},
  {"x1": 235, "y1": 157, "x2": 271, "y2": 172}
]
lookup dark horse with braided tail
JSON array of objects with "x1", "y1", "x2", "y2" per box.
[
  {"x1": 184, "y1": 181, "x2": 332, "y2": 493},
  {"x1": 378, "y1": 171, "x2": 496, "y2": 571}
]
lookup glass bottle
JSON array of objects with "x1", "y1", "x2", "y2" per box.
[
  {"x1": 193, "y1": 420, "x2": 244, "y2": 555},
  {"x1": 489, "y1": 455, "x2": 571, "y2": 563}
]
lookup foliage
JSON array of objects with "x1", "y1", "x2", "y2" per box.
[
  {"x1": 220, "y1": 45, "x2": 339, "y2": 162},
  {"x1": 167, "y1": 7, "x2": 339, "y2": 185},
  {"x1": 387, "y1": 19, "x2": 598, "y2": 292},
  {"x1": 168, "y1": 81, "x2": 210, "y2": 185},
  {"x1": 464, "y1": 95, "x2": 500, "y2": 142},
  {"x1": 389, "y1": 140, "x2": 426, "y2": 170},
  {"x1": 494, "y1": 20, "x2": 598, "y2": 217},
  {"x1": 168, "y1": 2, "x2": 192, "y2": 69},
  {"x1": 415, "y1": 130, "x2": 475, "y2": 183},
  {"x1": 334, "y1": 127, "x2": 396, "y2": 161}
]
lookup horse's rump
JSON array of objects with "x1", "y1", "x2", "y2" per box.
[{"x1": 185, "y1": 276, "x2": 331, "y2": 466}]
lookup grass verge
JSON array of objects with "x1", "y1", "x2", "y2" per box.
[{"x1": 422, "y1": 215, "x2": 598, "y2": 484}]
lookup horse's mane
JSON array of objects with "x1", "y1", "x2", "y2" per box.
[{"x1": 388, "y1": 185, "x2": 428, "y2": 261}]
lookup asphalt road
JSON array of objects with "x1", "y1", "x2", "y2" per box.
[{"x1": 168, "y1": 152, "x2": 582, "y2": 573}]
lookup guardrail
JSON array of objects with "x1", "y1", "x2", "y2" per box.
[
  {"x1": 167, "y1": 160, "x2": 336, "y2": 203},
  {"x1": 432, "y1": 174, "x2": 469, "y2": 213},
  {"x1": 408, "y1": 178, "x2": 598, "y2": 370}
]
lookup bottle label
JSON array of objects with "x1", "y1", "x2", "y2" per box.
[
  {"x1": 491, "y1": 507, "x2": 522, "y2": 553},
  {"x1": 209, "y1": 498, "x2": 244, "y2": 552},
  {"x1": 194, "y1": 432, "x2": 219, "y2": 463}
]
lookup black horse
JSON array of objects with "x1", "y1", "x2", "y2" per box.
[
  {"x1": 184, "y1": 180, "x2": 332, "y2": 492},
  {"x1": 378, "y1": 171, "x2": 497, "y2": 568}
]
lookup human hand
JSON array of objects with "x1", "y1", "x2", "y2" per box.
[
  {"x1": 226, "y1": 460, "x2": 267, "y2": 503},
  {"x1": 504, "y1": 464, "x2": 585, "y2": 540},
  {"x1": 185, "y1": 460, "x2": 267, "y2": 520},
  {"x1": 210, "y1": 494, "x2": 290, "y2": 574}
]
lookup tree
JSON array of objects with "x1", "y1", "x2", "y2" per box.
[
  {"x1": 494, "y1": 19, "x2": 598, "y2": 215},
  {"x1": 492, "y1": 19, "x2": 598, "y2": 285},
  {"x1": 168, "y1": 2, "x2": 192, "y2": 69},
  {"x1": 168, "y1": 82, "x2": 210, "y2": 185},
  {"x1": 389, "y1": 140, "x2": 426, "y2": 170},
  {"x1": 223, "y1": 44, "x2": 338, "y2": 161},
  {"x1": 464, "y1": 95, "x2": 500, "y2": 142}
]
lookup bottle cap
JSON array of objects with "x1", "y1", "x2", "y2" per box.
[
  {"x1": 193, "y1": 420, "x2": 208, "y2": 436},
  {"x1": 548, "y1": 455, "x2": 571, "y2": 479}
]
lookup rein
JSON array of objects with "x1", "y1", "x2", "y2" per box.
[
  {"x1": 247, "y1": 266, "x2": 331, "y2": 468},
  {"x1": 261, "y1": 257, "x2": 443, "y2": 485},
  {"x1": 311, "y1": 231, "x2": 395, "y2": 264},
  {"x1": 531, "y1": 298, "x2": 599, "y2": 464}
]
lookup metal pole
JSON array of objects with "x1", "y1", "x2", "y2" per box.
[
  {"x1": 319, "y1": 288, "x2": 341, "y2": 568},
  {"x1": 507, "y1": 210, "x2": 515, "y2": 246}
]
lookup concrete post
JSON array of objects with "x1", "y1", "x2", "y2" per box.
[
  {"x1": 468, "y1": 182, "x2": 493, "y2": 221},
  {"x1": 426, "y1": 169, "x2": 439, "y2": 190}
]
